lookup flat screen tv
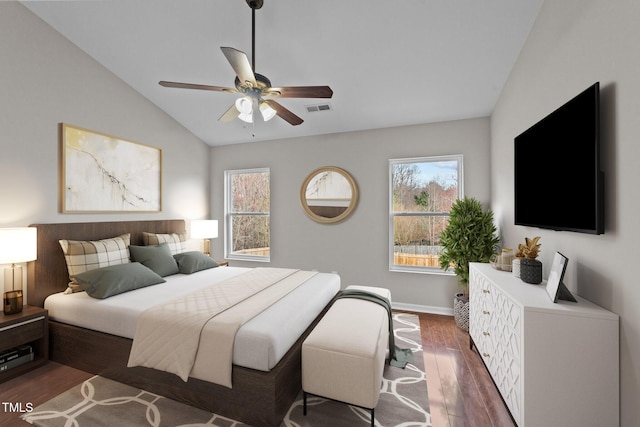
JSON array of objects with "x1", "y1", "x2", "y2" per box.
[{"x1": 514, "y1": 82, "x2": 604, "y2": 234}]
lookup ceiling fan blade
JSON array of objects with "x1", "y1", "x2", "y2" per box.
[
  {"x1": 265, "y1": 86, "x2": 333, "y2": 99},
  {"x1": 218, "y1": 103, "x2": 240, "y2": 122},
  {"x1": 159, "y1": 81, "x2": 237, "y2": 93},
  {"x1": 264, "y1": 100, "x2": 303, "y2": 126},
  {"x1": 220, "y1": 47, "x2": 257, "y2": 87}
]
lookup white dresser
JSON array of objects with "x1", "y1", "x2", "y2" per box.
[{"x1": 469, "y1": 262, "x2": 619, "y2": 427}]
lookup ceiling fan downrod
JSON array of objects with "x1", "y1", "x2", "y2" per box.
[{"x1": 246, "y1": 0, "x2": 263, "y2": 72}]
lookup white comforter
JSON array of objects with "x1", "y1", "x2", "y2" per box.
[{"x1": 127, "y1": 268, "x2": 317, "y2": 386}]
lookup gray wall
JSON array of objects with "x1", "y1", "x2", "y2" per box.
[
  {"x1": 0, "y1": 3, "x2": 210, "y2": 289},
  {"x1": 491, "y1": 0, "x2": 640, "y2": 424},
  {"x1": 211, "y1": 118, "x2": 491, "y2": 311}
]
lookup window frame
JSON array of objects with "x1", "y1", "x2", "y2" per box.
[
  {"x1": 389, "y1": 155, "x2": 464, "y2": 274},
  {"x1": 224, "y1": 167, "x2": 270, "y2": 262}
]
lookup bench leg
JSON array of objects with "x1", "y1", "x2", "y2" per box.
[
  {"x1": 303, "y1": 391, "x2": 307, "y2": 416},
  {"x1": 371, "y1": 407, "x2": 375, "y2": 427}
]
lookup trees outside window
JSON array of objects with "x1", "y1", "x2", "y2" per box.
[
  {"x1": 389, "y1": 155, "x2": 463, "y2": 272},
  {"x1": 224, "y1": 168, "x2": 270, "y2": 261}
]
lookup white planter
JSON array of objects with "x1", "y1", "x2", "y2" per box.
[{"x1": 512, "y1": 258, "x2": 521, "y2": 278}]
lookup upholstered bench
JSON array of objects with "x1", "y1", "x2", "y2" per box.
[{"x1": 302, "y1": 285, "x2": 391, "y2": 426}]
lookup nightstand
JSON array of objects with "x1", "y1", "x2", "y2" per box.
[
  {"x1": 0, "y1": 305, "x2": 48, "y2": 383},
  {"x1": 216, "y1": 261, "x2": 229, "y2": 267}
]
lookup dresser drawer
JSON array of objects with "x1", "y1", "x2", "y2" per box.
[{"x1": 470, "y1": 270, "x2": 500, "y2": 346}]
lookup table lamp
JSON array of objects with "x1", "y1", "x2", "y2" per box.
[
  {"x1": 190, "y1": 220, "x2": 218, "y2": 256},
  {"x1": 1, "y1": 227, "x2": 37, "y2": 315}
]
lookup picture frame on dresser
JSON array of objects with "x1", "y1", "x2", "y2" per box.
[{"x1": 546, "y1": 252, "x2": 577, "y2": 303}]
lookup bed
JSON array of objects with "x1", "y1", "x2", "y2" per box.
[{"x1": 26, "y1": 219, "x2": 340, "y2": 427}]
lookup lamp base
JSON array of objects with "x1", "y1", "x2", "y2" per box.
[{"x1": 3, "y1": 290, "x2": 23, "y2": 315}]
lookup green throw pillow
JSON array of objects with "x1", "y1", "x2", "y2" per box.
[
  {"x1": 75, "y1": 262, "x2": 166, "y2": 299},
  {"x1": 173, "y1": 251, "x2": 219, "y2": 274},
  {"x1": 129, "y1": 243, "x2": 179, "y2": 277}
]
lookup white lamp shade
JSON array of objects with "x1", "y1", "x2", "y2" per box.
[
  {"x1": 260, "y1": 101, "x2": 277, "y2": 121},
  {"x1": 238, "y1": 111, "x2": 253, "y2": 123},
  {"x1": 0, "y1": 227, "x2": 37, "y2": 264},
  {"x1": 235, "y1": 97, "x2": 253, "y2": 114},
  {"x1": 190, "y1": 220, "x2": 219, "y2": 239},
  {"x1": 235, "y1": 97, "x2": 254, "y2": 123}
]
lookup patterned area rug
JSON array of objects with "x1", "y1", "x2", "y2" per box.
[{"x1": 22, "y1": 313, "x2": 430, "y2": 427}]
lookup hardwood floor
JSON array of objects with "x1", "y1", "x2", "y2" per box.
[
  {"x1": 419, "y1": 313, "x2": 515, "y2": 427},
  {"x1": 0, "y1": 313, "x2": 514, "y2": 427}
]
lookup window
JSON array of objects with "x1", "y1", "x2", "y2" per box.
[
  {"x1": 224, "y1": 168, "x2": 270, "y2": 262},
  {"x1": 389, "y1": 155, "x2": 463, "y2": 273}
]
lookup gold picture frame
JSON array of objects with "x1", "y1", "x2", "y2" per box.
[{"x1": 60, "y1": 123, "x2": 162, "y2": 213}]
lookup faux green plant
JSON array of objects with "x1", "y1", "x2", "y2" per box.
[{"x1": 439, "y1": 197, "x2": 500, "y2": 295}]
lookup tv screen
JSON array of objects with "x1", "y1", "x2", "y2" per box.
[{"x1": 514, "y1": 82, "x2": 603, "y2": 234}]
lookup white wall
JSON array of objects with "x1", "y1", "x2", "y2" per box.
[
  {"x1": 0, "y1": 3, "x2": 210, "y2": 288},
  {"x1": 491, "y1": 0, "x2": 640, "y2": 424},
  {"x1": 211, "y1": 117, "x2": 491, "y2": 311}
]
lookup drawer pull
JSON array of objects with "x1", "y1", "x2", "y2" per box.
[
  {"x1": 482, "y1": 289, "x2": 491, "y2": 294},
  {"x1": 483, "y1": 310, "x2": 490, "y2": 315},
  {"x1": 483, "y1": 353, "x2": 491, "y2": 358},
  {"x1": 483, "y1": 331, "x2": 490, "y2": 336}
]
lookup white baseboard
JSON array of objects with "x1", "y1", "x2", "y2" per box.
[{"x1": 392, "y1": 302, "x2": 453, "y2": 316}]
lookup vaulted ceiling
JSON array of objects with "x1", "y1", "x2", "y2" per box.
[{"x1": 23, "y1": 0, "x2": 543, "y2": 146}]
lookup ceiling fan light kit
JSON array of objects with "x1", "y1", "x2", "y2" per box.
[{"x1": 159, "y1": 0, "x2": 332, "y2": 128}]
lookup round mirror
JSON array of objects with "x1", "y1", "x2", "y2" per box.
[{"x1": 300, "y1": 166, "x2": 359, "y2": 223}]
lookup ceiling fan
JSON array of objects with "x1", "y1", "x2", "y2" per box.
[{"x1": 159, "y1": 0, "x2": 333, "y2": 126}]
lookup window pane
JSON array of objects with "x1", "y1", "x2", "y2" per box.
[
  {"x1": 231, "y1": 171, "x2": 270, "y2": 213},
  {"x1": 392, "y1": 161, "x2": 458, "y2": 213},
  {"x1": 393, "y1": 216, "x2": 448, "y2": 267},
  {"x1": 230, "y1": 214, "x2": 270, "y2": 256}
]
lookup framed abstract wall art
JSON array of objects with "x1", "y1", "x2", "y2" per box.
[{"x1": 60, "y1": 123, "x2": 162, "y2": 212}]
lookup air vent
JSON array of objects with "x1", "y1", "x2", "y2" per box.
[{"x1": 306, "y1": 103, "x2": 332, "y2": 113}]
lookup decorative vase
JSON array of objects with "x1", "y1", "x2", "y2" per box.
[
  {"x1": 512, "y1": 257, "x2": 521, "y2": 278},
  {"x1": 490, "y1": 248, "x2": 514, "y2": 271},
  {"x1": 500, "y1": 248, "x2": 513, "y2": 271},
  {"x1": 453, "y1": 293, "x2": 470, "y2": 331},
  {"x1": 520, "y1": 258, "x2": 542, "y2": 284}
]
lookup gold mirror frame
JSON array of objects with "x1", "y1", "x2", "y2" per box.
[{"x1": 300, "y1": 166, "x2": 359, "y2": 224}]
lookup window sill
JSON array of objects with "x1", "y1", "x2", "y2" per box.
[
  {"x1": 389, "y1": 265, "x2": 455, "y2": 276},
  {"x1": 226, "y1": 254, "x2": 270, "y2": 263}
]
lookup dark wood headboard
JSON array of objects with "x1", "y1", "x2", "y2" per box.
[{"x1": 27, "y1": 219, "x2": 186, "y2": 307}]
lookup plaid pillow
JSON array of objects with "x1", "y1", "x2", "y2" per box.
[
  {"x1": 59, "y1": 234, "x2": 131, "y2": 292},
  {"x1": 142, "y1": 232, "x2": 187, "y2": 255}
]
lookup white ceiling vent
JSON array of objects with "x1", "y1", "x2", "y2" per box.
[{"x1": 306, "y1": 103, "x2": 333, "y2": 113}]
